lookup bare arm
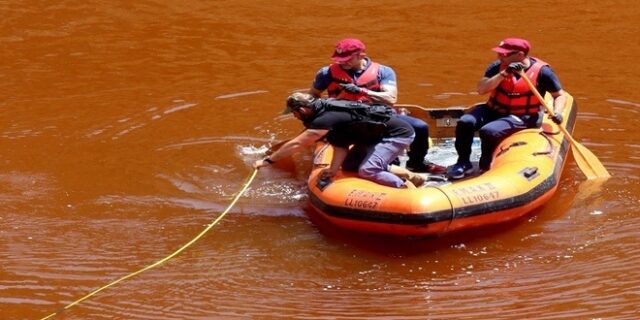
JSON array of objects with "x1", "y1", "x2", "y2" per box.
[
  {"x1": 254, "y1": 129, "x2": 328, "y2": 168},
  {"x1": 308, "y1": 87, "x2": 324, "y2": 98},
  {"x1": 550, "y1": 89, "x2": 567, "y2": 114},
  {"x1": 328, "y1": 146, "x2": 348, "y2": 173},
  {"x1": 320, "y1": 146, "x2": 349, "y2": 178},
  {"x1": 477, "y1": 72, "x2": 507, "y2": 95},
  {"x1": 364, "y1": 83, "x2": 397, "y2": 105}
]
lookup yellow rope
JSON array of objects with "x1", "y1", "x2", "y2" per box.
[{"x1": 40, "y1": 169, "x2": 259, "y2": 320}]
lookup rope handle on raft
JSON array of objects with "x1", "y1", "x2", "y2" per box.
[{"x1": 39, "y1": 169, "x2": 259, "y2": 320}]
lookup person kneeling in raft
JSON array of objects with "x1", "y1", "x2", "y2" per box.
[{"x1": 253, "y1": 93, "x2": 424, "y2": 188}]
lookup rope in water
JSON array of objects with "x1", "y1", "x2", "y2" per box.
[{"x1": 40, "y1": 169, "x2": 258, "y2": 320}]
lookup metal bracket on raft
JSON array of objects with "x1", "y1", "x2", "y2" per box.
[
  {"x1": 520, "y1": 167, "x2": 539, "y2": 180},
  {"x1": 429, "y1": 108, "x2": 466, "y2": 130},
  {"x1": 395, "y1": 104, "x2": 467, "y2": 138},
  {"x1": 316, "y1": 177, "x2": 332, "y2": 191}
]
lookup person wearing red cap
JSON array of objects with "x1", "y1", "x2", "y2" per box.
[
  {"x1": 448, "y1": 37, "x2": 567, "y2": 180},
  {"x1": 308, "y1": 38, "x2": 442, "y2": 174}
]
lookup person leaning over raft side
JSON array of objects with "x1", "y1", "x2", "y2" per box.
[
  {"x1": 308, "y1": 38, "x2": 444, "y2": 174},
  {"x1": 253, "y1": 93, "x2": 424, "y2": 188},
  {"x1": 447, "y1": 37, "x2": 567, "y2": 180}
]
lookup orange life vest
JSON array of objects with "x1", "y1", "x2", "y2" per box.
[
  {"x1": 326, "y1": 61, "x2": 381, "y2": 103},
  {"x1": 488, "y1": 57, "x2": 549, "y2": 116}
]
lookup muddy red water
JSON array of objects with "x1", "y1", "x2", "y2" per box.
[{"x1": 2, "y1": 1, "x2": 639, "y2": 319}]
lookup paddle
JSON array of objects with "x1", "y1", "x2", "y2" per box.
[{"x1": 518, "y1": 70, "x2": 611, "y2": 180}]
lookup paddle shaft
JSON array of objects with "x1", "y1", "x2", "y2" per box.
[{"x1": 517, "y1": 71, "x2": 574, "y2": 140}]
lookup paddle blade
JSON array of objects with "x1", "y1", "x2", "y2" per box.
[{"x1": 571, "y1": 141, "x2": 611, "y2": 180}]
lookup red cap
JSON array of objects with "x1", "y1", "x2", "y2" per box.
[
  {"x1": 492, "y1": 38, "x2": 531, "y2": 55},
  {"x1": 331, "y1": 38, "x2": 366, "y2": 62}
]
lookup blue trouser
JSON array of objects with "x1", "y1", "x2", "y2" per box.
[
  {"x1": 397, "y1": 115, "x2": 429, "y2": 167},
  {"x1": 343, "y1": 135, "x2": 415, "y2": 188},
  {"x1": 455, "y1": 104, "x2": 542, "y2": 170}
]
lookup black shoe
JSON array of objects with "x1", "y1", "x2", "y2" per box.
[{"x1": 407, "y1": 162, "x2": 447, "y2": 174}]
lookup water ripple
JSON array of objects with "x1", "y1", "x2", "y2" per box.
[
  {"x1": 606, "y1": 98, "x2": 640, "y2": 108},
  {"x1": 214, "y1": 90, "x2": 268, "y2": 100}
]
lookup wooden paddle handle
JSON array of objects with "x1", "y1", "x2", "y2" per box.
[{"x1": 518, "y1": 70, "x2": 555, "y2": 115}]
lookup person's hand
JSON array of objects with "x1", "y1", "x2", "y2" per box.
[
  {"x1": 340, "y1": 83, "x2": 363, "y2": 94},
  {"x1": 550, "y1": 112, "x2": 563, "y2": 125},
  {"x1": 506, "y1": 62, "x2": 526, "y2": 73},
  {"x1": 253, "y1": 158, "x2": 273, "y2": 169}
]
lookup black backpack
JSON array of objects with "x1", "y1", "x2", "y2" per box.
[
  {"x1": 320, "y1": 99, "x2": 394, "y2": 123},
  {"x1": 319, "y1": 99, "x2": 395, "y2": 145}
]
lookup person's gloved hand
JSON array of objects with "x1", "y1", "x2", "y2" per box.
[
  {"x1": 550, "y1": 112, "x2": 563, "y2": 125},
  {"x1": 340, "y1": 83, "x2": 363, "y2": 94},
  {"x1": 506, "y1": 62, "x2": 526, "y2": 73}
]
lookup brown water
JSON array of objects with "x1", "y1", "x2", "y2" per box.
[{"x1": 2, "y1": 1, "x2": 639, "y2": 319}]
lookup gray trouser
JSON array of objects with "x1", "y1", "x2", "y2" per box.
[{"x1": 342, "y1": 134, "x2": 414, "y2": 188}]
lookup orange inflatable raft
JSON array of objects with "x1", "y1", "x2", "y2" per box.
[{"x1": 306, "y1": 93, "x2": 576, "y2": 237}]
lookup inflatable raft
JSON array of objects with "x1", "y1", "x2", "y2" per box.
[{"x1": 306, "y1": 93, "x2": 576, "y2": 237}]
